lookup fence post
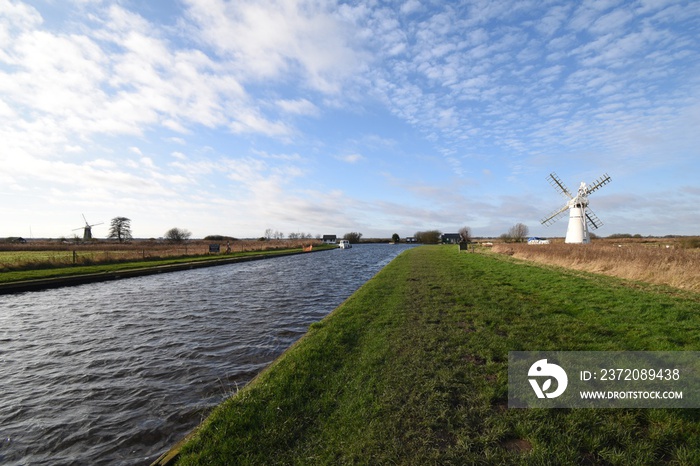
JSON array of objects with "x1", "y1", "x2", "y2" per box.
[{"x1": 73, "y1": 250, "x2": 77, "y2": 264}]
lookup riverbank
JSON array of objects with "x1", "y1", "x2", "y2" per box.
[
  {"x1": 491, "y1": 241, "x2": 700, "y2": 292},
  {"x1": 156, "y1": 245, "x2": 700, "y2": 465},
  {"x1": 0, "y1": 245, "x2": 335, "y2": 294}
]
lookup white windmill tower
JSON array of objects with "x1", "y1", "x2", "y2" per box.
[{"x1": 541, "y1": 173, "x2": 611, "y2": 244}]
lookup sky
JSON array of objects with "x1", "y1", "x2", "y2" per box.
[{"x1": 1, "y1": 0, "x2": 699, "y2": 240}]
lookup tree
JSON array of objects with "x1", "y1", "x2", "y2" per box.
[
  {"x1": 414, "y1": 230, "x2": 441, "y2": 244},
  {"x1": 392, "y1": 233, "x2": 400, "y2": 243},
  {"x1": 344, "y1": 232, "x2": 363, "y2": 243},
  {"x1": 458, "y1": 226, "x2": 472, "y2": 243},
  {"x1": 264, "y1": 229, "x2": 285, "y2": 240},
  {"x1": 165, "y1": 227, "x2": 192, "y2": 243},
  {"x1": 507, "y1": 223, "x2": 529, "y2": 242},
  {"x1": 108, "y1": 217, "x2": 132, "y2": 243}
]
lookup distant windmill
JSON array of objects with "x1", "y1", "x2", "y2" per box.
[
  {"x1": 541, "y1": 173, "x2": 611, "y2": 244},
  {"x1": 73, "y1": 214, "x2": 103, "y2": 240}
]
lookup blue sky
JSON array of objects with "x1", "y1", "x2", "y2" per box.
[{"x1": 1, "y1": 0, "x2": 699, "y2": 239}]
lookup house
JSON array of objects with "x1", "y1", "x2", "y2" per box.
[
  {"x1": 322, "y1": 235, "x2": 337, "y2": 244},
  {"x1": 441, "y1": 233, "x2": 461, "y2": 244},
  {"x1": 406, "y1": 237, "x2": 417, "y2": 243}
]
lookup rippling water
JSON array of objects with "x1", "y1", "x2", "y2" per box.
[{"x1": 0, "y1": 244, "x2": 414, "y2": 465}]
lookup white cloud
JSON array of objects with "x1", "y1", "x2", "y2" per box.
[
  {"x1": 229, "y1": 113, "x2": 293, "y2": 137},
  {"x1": 0, "y1": 98, "x2": 14, "y2": 117},
  {"x1": 276, "y1": 98, "x2": 319, "y2": 116},
  {"x1": 182, "y1": 0, "x2": 369, "y2": 93},
  {"x1": 0, "y1": 0, "x2": 42, "y2": 50},
  {"x1": 167, "y1": 137, "x2": 186, "y2": 145},
  {"x1": 589, "y1": 7, "x2": 635, "y2": 34},
  {"x1": 336, "y1": 153, "x2": 364, "y2": 164},
  {"x1": 400, "y1": 0, "x2": 422, "y2": 16}
]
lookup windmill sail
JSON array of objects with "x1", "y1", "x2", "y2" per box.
[
  {"x1": 547, "y1": 173, "x2": 572, "y2": 199},
  {"x1": 541, "y1": 205, "x2": 569, "y2": 226},
  {"x1": 585, "y1": 209, "x2": 603, "y2": 229},
  {"x1": 585, "y1": 174, "x2": 611, "y2": 195}
]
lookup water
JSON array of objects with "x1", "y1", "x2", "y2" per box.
[{"x1": 0, "y1": 244, "x2": 414, "y2": 465}]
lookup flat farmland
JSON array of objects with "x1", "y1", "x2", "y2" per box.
[
  {"x1": 491, "y1": 237, "x2": 700, "y2": 292},
  {"x1": 0, "y1": 250, "x2": 136, "y2": 266},
  {"x1": 0, "y1": 239, "x2": 323, "y2": 278},
  {"x1": 0, "y1": 245, "x2": 199, "y2": 270}
]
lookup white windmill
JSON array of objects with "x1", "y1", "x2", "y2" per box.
[{"x1": 541, "y1": 173, "x2": 611, "y2": 244}]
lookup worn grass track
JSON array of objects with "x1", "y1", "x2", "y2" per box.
[{"x1": 170, "y1": 246, "x2": 700, "y2": 465}]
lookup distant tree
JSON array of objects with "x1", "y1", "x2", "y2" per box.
[
  {"x1": 458, "y1": 226, "x2": 472, "y2": 243},
  {"x1": 344, "y1": 232, "x2": 363, "y2": 243},
  {"x1": 507, "y1": 223, "x2": 529, "y2": 242},
  {"x1": 288, "y1": 232, "x2": 312, "y2": 239},
  {"x1": 165, "y1": 227, "x2": 192, "y2": 243},
  {"x1": 108, "y1": 217, "x2": 132, "y2": 243},
  {"x1": 414, "y1": 230, "x2": 441, "y2": 244},
  {"x1": 392, "y1": 233, "x2": 400, "y2": 243},
  {"x1": 264, "y1": 229, "x2": 286, "y2": 240}
]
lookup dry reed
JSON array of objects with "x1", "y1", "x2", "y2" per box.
[
  {"x1": 0, "y1": 239, "x2": 322, "y2": 272},
  {"x1": 492, "y1": 241, "x2": 700, "y2": 292}
]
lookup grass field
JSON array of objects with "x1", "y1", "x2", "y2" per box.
[
  {"x1": 0, "y1": 239, "x2": 322, "y2": 271},
  {"x1": 0, "y1": 240, "x2": 327, "y2": 284},
  {"x1": 166, "y1": 245, "x2": 700, "y2": 465},
  {"x1": 492, "y1": 239, "x2": 700, "y2": 292}
]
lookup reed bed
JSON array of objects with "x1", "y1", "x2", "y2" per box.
[
  {"x1": 0, "y1": 239, "x2": 321, "y2": 272},
  {"x1": 492, "y1": 241, "x2": 700, "y2": 292}
]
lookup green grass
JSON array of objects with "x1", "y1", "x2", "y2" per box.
[
  {"x1": 0, "y1": 245, "x2": 335, "y2": 284},
  {"x1": 172, "y1": 245, "x2": 700, "y2": 465},
  {"x1": 0, "y1": 250, "x2": 77, "y2": 263}
]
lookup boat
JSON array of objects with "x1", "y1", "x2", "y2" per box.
[{"x1": 338, "y1": 239, "x2": 352, "y2": 249}]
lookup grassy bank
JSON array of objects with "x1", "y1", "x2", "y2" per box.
[
  {"x1": 0, "y1": 244, "x2": 335, "y2": 285},
  {"x1": 492, "y1": 241, "x2": 700, "y2": 292},
  {"x1": 165, "y1": 245, "x2": 700, "y2": 465}
]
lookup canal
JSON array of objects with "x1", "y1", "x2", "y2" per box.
[{"x1": 0, "y1": 244, "x2": 415, "y2": 465}]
